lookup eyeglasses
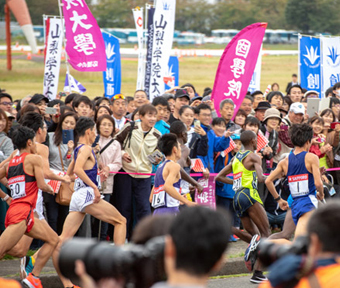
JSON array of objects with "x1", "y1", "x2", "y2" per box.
[
  {"x1": 0, "y1": 102, "x2": 13, "y2": 106},
  {"x1": 113, "y1": 94, "x2": 125, "y2": 100}
]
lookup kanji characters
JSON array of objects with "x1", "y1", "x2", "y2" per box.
[
  {"x1": 224, "y1": 79, "x2": 242, "y2": 99},
  {"x1": 70, "y1": 10, "x2": 92, "y2": 33},
  {"x1": 235, "y1": 39, "x2": 251, "y2": 59},
  {"x1": 307, "y1": 74, "x2": 320, "y2": 89},
  {"x1": 73, "y1": 33, "x2": 96, "y2": 55},
  {"x1": 230, "y1": 58, "x2": 246, "y2": 78},
  {"x1": 64, "y1": 0, "x2": 84, "y2": 10}
]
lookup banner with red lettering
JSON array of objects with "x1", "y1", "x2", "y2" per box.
[
  {"x1": 211, "y1": 23, "x2": 267, "y2": 118},
  {"x1": 62, "y1": 0, "x2": 106, "y2": 71}
]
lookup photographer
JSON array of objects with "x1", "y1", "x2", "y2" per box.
[
  {"x1": 259, "y1": 200, "x2": 340, "y2": 288},
  {"x1": 69, "y1": 206, "x2": 231, "y2": 288}
]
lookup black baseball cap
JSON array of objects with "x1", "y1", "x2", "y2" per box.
[
  {"x1": 29, "y1": 94, "x2": 49, "y2": 105},
  {"x1": 175, "y1": 89, "x2": 190, "y2": 100},
  {"x1": 255, "y1": 101, "x2": 271, "y2": 111}
]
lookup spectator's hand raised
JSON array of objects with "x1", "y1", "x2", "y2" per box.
[
  {"x1": 190, "y1": 100, "x2": 201, "y2": 107},
  {"x1": 67, "y1": 140, "x2": 74, "y2": 152},
  {"x1": 224, "y1": 130, "x2": 234, "y2": 138},
  {"x1": 194, "y1": 125, "x2": 206, "y2": 136}
]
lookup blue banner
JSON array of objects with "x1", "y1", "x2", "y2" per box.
[
  {"x1": 299, "y1": 36, "x2": 321, "y2": 95},
  {"x1": 102, "y1": 31, "x2": 121, "y2": 98},
  {"x1": 164, "y1": 56, "x2": 179, "y2": 90}
]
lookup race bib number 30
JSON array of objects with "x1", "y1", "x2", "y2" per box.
[
  {"x1": 288, "y1": 174, "x2": 309, "y2": 197},
  {"x1": 233, "y1": 172, "x2": 242, "y2": 191},
  {"x1": 8, "y1": 176, "x2": 26, "y2": 199}
]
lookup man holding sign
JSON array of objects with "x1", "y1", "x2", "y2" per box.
[{"x1": 215, "y1": 130, "x2": 270, "y2": 284}]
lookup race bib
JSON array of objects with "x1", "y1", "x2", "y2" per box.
[
  {"x1": 74, "y1": 175, "x2": 85, "y2": 190},
  {"x1": 288, "y1": 174, "x2": 309, "y2": 197},
  {"x1": 232, "y1": 172, "x2": 242, "y2": 191},
  {"x1": 8, "y1": 176, "x2": 26, "y2": 199},
  {"x1": 152, "y1": 185, "x2": 166, "y2": 208},
  {"x1": 96, "y1": 170, "x2": 102, "y2": 190}
]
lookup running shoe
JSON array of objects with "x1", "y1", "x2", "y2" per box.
[
  {"x1": 249, "y1": 271, "x2": 267, "y2": 284},
  {"x1": 22, "y1": 273, "x2": 42, "y2": 288},
  {"x1": 244, "y1": 234, "x2": 261, "y2": 271},
  {"x1": 20, "y1": 256, "x2": 35, "y2": 280},
  {"x1": 229, "y1": 235, "x2": 238, "y2": 242}
]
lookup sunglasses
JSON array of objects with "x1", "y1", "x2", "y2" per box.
[{"x1": 113, "y1": 94, "x2": 125, "y2": 100}]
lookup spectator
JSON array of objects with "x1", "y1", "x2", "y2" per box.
[
  {"x1": 332, "y1": 81, "x2": 340, "y2": 98},
  {"x1": 72, "y1": 95, "x2": 92, "y2": 117},
  {"x1": 163, "y1": 93, "x2": 175, "y2": 113},
  {"x1": 330, "y1": 97, "x2": 340, "y2": 121},
  {"x1": 240, "y1": 95, "x2": 253, "y2": 116},
  {"x1": 178, "y1": 105, "x2": 208, "y2": 159},
  {"x1": 254, "y1": 101, "x2": 271, "y2": 123},
  {"x1": 28, "y1": 93, "x2": 49, "y2": 116},
  {"x1": 92, "y1": 115, "x2": 122, "y2": 240},
  {"x1": 0, "y1": 109, "x2": 14, "y2": 162},
  {"x1": 267, "y1": 91, "x2": 284, "y2": 108},
  {"x1": 304, "y1": 90, "x2": 319, "y2": 99},
  {"x1": 287, "y1": 85, "x2": 303, "y2": 103},
  {"x1": 45, "y1": 112, "x2": 78, "y2": 235},
  {"x1": 325, "y1": 86, "x2": 335, "y2": 98},
  {"x1": 271, "y1": 83, "x2": 280, "y2": 92},
  {"x1": 126, "y1": 96, "x2": 136, "y2": 114},
  {"x1": 65, "y1": 93, "x2": 81, "y2": 108},
  {"x1": 285, "y1": 73, "x2": 299, "y2": 93},
  {"x1": 251, "y1": 90, "x2": 265, "y2": 110},
  {"x1": 243, "y1": 116, "x2": 260, "y2": 135},
  {"x1": 169, "y1": 89, "x2": 190, "y2": 124},
  {"x1": 134, "y1": 90, "x2": 149, "y2": 108},
  {"x1": 94, "y1": 105, "x2": 112, "y2": 123},
  {"x1": 113, "y1": 104, "x2": 162, "y2": 238},
  {"x1": 219, "y1": 99, "x2": 241, "y2": 132},
  {"x1": 152, "y1": 96, "x2": 170, "y2": 135},
  {"x1": 95, "y1": 97, "x2": 111, "y2": 109},
  {"x1": 234, "y1": 108, "x2": 247, "y2": 128},
  {"x1": 196, "y1": 103, "x2": 230, "y2": 172},
  {"x1": 110, "y1": 94, "x2": 129, "y2": 131},
  {"x1": 181, "y1": 83, "x2": 197, "y2": 99},
  {"x1": 0, "y1": 92, "x2": 13, "y2": 113}
]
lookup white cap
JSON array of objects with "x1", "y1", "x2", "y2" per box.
[{"x1": 289, "y1": 102, "x2": 305, "y2": 115}]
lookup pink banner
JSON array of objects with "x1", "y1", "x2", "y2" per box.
[
  {"x1": 62, "y1": 0, "x2": 106, "y2": 71},
  {"x1": 194, "y1": 176, "x2": 216, "y2": 209},
  {"x1": 211, "y1": 23, "x2": 267, "y2": 118}
]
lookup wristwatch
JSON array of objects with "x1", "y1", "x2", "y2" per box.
[
  {"x1": 1, "y1": 194, "x2": 9, "y2": 202},
  {"x1": 274, "y1": 196, "x2": 281, "y2": 202}
]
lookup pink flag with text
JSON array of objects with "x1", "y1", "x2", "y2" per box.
[
  {"x1": 62, "y1": 0, "x2": 106, "y2": 72},
  {"x1": 211, "y1": 23, "x2": 267, "y2": 119}
]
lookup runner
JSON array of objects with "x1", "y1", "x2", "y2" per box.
[
  {"x1": 52, "y1": 117, "x2": 126, "y2": 288},
  {"x1": 215, "y1": 130, "x2": 272, "y2": 283},
  {"x1": 150, "y1": 133, "x2": 196, "y2": 214},
  {"x1": 265, "y1": 123, "x2": 324, "y2": 243},
  {"x1": 0, "y1": 126, "x2": 59, "y2": 288}
]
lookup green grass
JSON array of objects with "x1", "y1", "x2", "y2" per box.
[
  {"x1": 0, "y1": 54, "x2": 298, "y2": 100},
  {"x1": 2, "y1": 250, "x2": 37, "y2": 261}
]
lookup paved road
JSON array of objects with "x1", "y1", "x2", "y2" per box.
[{"x1": 208, "y1": 275, "x2": 259, "y2": 288}]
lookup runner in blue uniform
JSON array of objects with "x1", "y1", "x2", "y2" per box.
[
  {"x1": 265, "y1": 123, "x2": 324, "y2": 243},
  {"x1": 150, "y1": 133, "x2": 196, "y2": 214}
]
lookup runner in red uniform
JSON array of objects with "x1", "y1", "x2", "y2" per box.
[{"x1": 0, "y1": 126, "x2": 59, "y2": 288}]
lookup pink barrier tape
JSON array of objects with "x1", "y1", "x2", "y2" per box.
[{"x1": 110, "y1": 167, "x2": 340, "y2": 177}]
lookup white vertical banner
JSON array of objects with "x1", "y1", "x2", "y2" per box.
[
  {"x1": 248, "y1": 46, "x2": 262, "y2": 93},
  {"x1": 43, "y1": 18, "x2": 63, "y2": 100},
  {"x1": 133, "y1": 8, "x2": 145, "y2": 90},
  {"x1": 321, "y1": 37, "x2": 340, "y2": 94},
  {"x1": 150, "y1": 0, "x2": 176, "y2": 101}
]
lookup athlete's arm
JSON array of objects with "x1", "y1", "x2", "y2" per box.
[
  {"x1": 215, "y1": 163, "x2": 233, "y2": 185},
  {"x1": 251, "y1": 153, "x2": 266, "y2": 183},
  {"x1": 38, "y1": 144, "x2": 71, "y2": 184},
  {"x1": 265, "y1": 161, "x2": 288, "y2": 210},
  {"x1": 73, "y1": 145, "x2": 100, "y2": 203},
  {"x1": 307, "y1": 153, "x2": 324, "y2": 200},
  {"x1": 164, "y1": 163, "x2": 196, "y2": 206},
  {"x1": 0, "y1": 149, "x2": 17, "y2": 169},
  {"x1": 180, "y1": 168, "x2": 203, "y2": 193},
  {"x1": 31, "y1": 155, "x2": 54, "y2": 194},
  {"x1": 149, "y1": 186, "x2": 154, "y2": 203}
]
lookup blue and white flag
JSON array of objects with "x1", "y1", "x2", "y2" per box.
[
  {"x1": 64, "y1": 72, "x2": 86, "y2": 94},
  {"x1": 102, "y1": 31, "x2": 121, "y2": 99},
  {"x1": 299, "y1": 36, "x2": 321, "y2": 96},
  {"x1": 321, "y1": 36, "x2": 340, "y2": 96},
  {"x1": 164, "y1": 56, "x2": 179, "y2": 90},
  {"x1": 248, "y1": 46, "x2": 262, "y2": 93}
]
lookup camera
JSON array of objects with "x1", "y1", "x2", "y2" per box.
[
  {"x1": 257, "y1": 236, "x2": 309, "y2": 267},
  {"x1": 59, "y1": 236, "x2": 165, "y2": 288}
]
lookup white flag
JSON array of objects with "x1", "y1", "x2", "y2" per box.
[
  {"x1": 133, "y1": 8, "x2": 144, "y2": 90},
  {"x1": 321, "y1": 37, "x2": 340, "y2": 96},
  {"x1": 149, "y1": 0, "x2": 176, "y2": 101},
  {"x1": 43, "y1": 18, "x2": 63, "y2": 100}
]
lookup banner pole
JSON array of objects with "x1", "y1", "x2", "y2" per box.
[
  {"x1": 298, "y1": 33, "x2": 301, "y2": 85},
  {"x1": 58, "y1": 0, "x2": 72, "y2": 93}
]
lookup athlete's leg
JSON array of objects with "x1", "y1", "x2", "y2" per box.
[
  {"x1": 0, "y1": 221, "x2": 27, "y2": 259},
  {"x1": 268, "y1": 209, "x2": 296, "y2": 244},
  {"x1": 25, "y1": 219, "x2": 59, "y2": 276},
  {"x1": 240, "y1": 216, "x2": 260, "y2": 238},
  {"x1": 52, "y1": 211, "x2": 85, "y2": 288},
  {"x1": 247, "y1": 202, "x2": 271, "y2": 238},
  {"x1": 84, "y1": 199, "x2": 126, "y2": 245},
  {"x1": 232, "y1": 226, "x2": 253, "y2": 243},
  {"x1": 7, "y1": 235, "x2": 33, "y2": 258},
  {"x1": 294, "y1": 210, "x2": 314, "y2": 240}
]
